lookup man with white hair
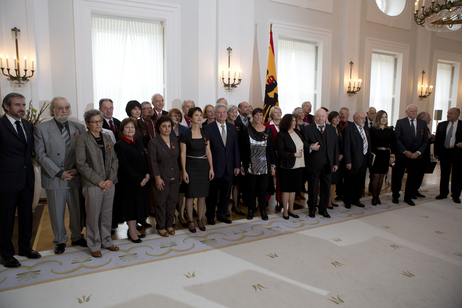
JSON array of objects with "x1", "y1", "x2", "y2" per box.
[
  {"x1": 182, "y1": 100, "x2": 195, "y2": 127},
  {"x1": 392, "y1": 104, "x2": 429, "y2": 206},
  {"x1": 34, "y1": 97, "x2": 87, "y2": 254},
  {"x1": 151, "y1": 93, "x2": 168, "y2": 121},
  {"x1": 216, "y1": 98, "x2": 228, "y2": 106},
  {"x1": 302, "y1": 101, "x2": 314, "y2": 124},
  {"x1": 365, "y1": 107, "x2": 376, "y2": 129}
]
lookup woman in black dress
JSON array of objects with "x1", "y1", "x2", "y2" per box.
[
  {"x1": 180, "y1": 107, "x2": 214, "y2": 233},
  {"x1": 114, "y1": 118, "x2": 150, "y2": 243},
  {"x1": 369, "y1": 110, "x2": 396, "y2": 205},
  {"x1": 241, "y1": 108, "x2": 276, "y2": 221},
  {"x1": 328, "y1": 111, "x2": 343, "y2": 208},
  {"x1": 125, "y1": 100, "x2": 150, "y2": 147}
]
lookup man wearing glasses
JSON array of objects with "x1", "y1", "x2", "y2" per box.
[
  {"x1": 151, "y1": 93, "x2": 168, "y2": 121},
  {"x1": 99, "y1": 98, "x2": 121, "y2": 141}
]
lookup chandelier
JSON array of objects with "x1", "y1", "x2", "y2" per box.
[{"x1": 414, "y1": 0, "x2": 462, "y2": 32}]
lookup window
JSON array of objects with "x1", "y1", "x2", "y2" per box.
[
  {"x1": 375, "y1": 0, "x2": 405, "y2": 16},
  {"x1": 433, "y1": 62, "x2": 460, "y2": 130},
  {"x1": 91, "y1": 16, "x2": 164, "y2": 119},
  {"x1": 277, "y1": 38, "x2": 318, "y2": 115},
  {"x1": 370, "y1": 52, "x2": 400, "y2": 126}
]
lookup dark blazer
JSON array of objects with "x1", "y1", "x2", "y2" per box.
[
  {"x1": 343, "y1": 123, "x2": 371, "y2": 170},
  {"x1": 303, "y1": 123, "x2": 339, "y2": 174},
  {"x1": 240, "y1": 126, "x2": 276, "y2": 173},
  {"x1": 148, "y1": 134, "x2": 181, "y2": 182},
  {"x1": 276, "y1": 130, "x2": 299, "y2": 169},
  {"x1": 203, "y1": 122, "x2": 240, "y2": 178},
  {"x1": 170, "y1": 124, "x2": 188, "y2": 140},
  {"x1": 395, "y1": 117, "x2": 429, "y2": 157},
  {"x1": 151, "y1": 110, "x2": 168, "y2": 121},
  {"x1": 434, "y1": 120, "x2": 462, "y2": 157},
  {"x1": 303, "y1": 114, "x2": 314, "y2": 124},
  {"x1": 102, "y1": 117, "x2": 121, "y2": 140},
  {"x1": 0, "y1": 116, "x2": 34, "y2": 192}
]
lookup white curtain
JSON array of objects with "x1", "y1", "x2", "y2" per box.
[
  {"x1": 370, "y1": 53, "x2": 395, "y2": 116},
  {"x1": 91, "y1": 16, "x2": 163, "y2": 120},
  {"x1": 277, "y1": 39, "x2": 316, "y2": 115},
  {"x1": 434, "y1": 63, "x2": 452, "y2": 121}
]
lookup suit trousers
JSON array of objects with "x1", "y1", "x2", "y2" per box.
[
  {"x1": 307, "y1": 165, "x2": 331, "y2": 213},
  {"x1": 82, "y1": 186, "x2": 114, "y2": 252},
  {"x1": 0, "y1": 187, "x2": 33, "y2": 257},
  {"x1": 391, "y1": 156, "x2": 420, "y2": 199},
  {"x1": 153, "y1": 179, "x2": 179, "y2": 230},
  {"x1": 206, "y1": 173, "x2": 232, "y2": 220},
  {"x1": 46, "y1": 188, "x2": 84, "y2": 244},
  {"x1": 439, "y1": 149, "x2": 462, "y2": 198},
  {"x1": 246, "y1": 174, "x2": 269, "y2": 212},
  {"x1": 344, "y1": 157, "x2": 368, "y2": 204},
  {"x1": 336, "y1": 160, "x2": 347, "y2": 198}
]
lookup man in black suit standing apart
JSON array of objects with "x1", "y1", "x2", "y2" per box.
[
  {"x1": 434, "y1": 107, "x2": 462, "y2": 203},
  {"x1": 392, "y1": 104, "x2": 428, "y2": 206},
  {"x1": 204, "y1": 104, "x2": 240, "y2": 224},
  {"x1": 304, "y1": 108, "x2": 339, "y2": 217},
  {"x1": 414, "y1": 111, "x2": 434, "y2": 198},
  {"x1": 343, "y1": 111, "x2": 371, "y2": 208},
  {"x1": 0, "y1": 93, "x2": 41, "y2": 267},
  {"x1": 150, "y1": 93, "x2": 168, "y2": 121},
  {"x1": 100, "y1": 98, "x2": 121, "y2": 140}
]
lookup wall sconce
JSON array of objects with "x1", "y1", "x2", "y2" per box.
[
  {"x1": 347, "y1": 61, "x2": 361, "y2": 95},
  {"x1": 221, "y1": 47, "x2": 241, "y2": 92},
  {"x1": 0, "y1": 27, "x2": 35, "y2": 87},
  {"x1": 418, "y1": 70, "x2": 433, "y2": 99}
]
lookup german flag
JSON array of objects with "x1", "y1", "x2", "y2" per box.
[{"x1": 263, "y1": 23, "x2": 278, "y2": 122}]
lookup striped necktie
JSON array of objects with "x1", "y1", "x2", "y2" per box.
[
  {"x1": 359, "y1": 126, "x2": 368, "y2": 155},
  {"x1": 62, "y1": 125, "x2": 71, "y2": 148}
]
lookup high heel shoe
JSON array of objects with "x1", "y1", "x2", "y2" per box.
[
  {"x1": 331, "y1": 202, "x2": 339, "y2": 207},
  {"x1": 178, "y1": 216, "x2": 188, "y2": 227},
  {"x1": 197, "y1": 219, "x2": 206, "y2": 231},
  {"x1": 231, "y1": 207, "x2": 245, "y2": 216},
  {"x1": 127, "y1": 231, "x2": 142, "y2": 243},
  {"x1": 282, "y1": 213, "x2": 289, "y2": 220},
  {"x1": 188, "y1": 221, "x2": 196, "y2": 233},
  {"x1": 288, "y1": 212, "x2": 299, "y2": 219}
]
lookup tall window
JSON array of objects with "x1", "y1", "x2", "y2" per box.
[
  {"x1": 370, "y1": 52, "x2": 399, "y2": 126},
  {"x1": 433, "y1": 62, "x2": 459, "y2": 130},
  {"x1": 277, "y1": 38, "x2": 318, "y2": 114},
  {"x1": 91, "y1": 16, "x2": 164, "y2": 119}
]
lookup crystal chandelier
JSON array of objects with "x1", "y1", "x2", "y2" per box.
[{"x1": 414, "y1": 0, "x2": 462, "y2": 32}]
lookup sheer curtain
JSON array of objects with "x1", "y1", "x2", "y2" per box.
[
  {"x1": 434, "y1": 63, "x2": 452, "y2": 122},
  {"x1": 277, "y1": 39, "x2": 316, "y2": 115},
  {"x1": 92, "y1": 16, "x2": 163, "y2": 120},
  {"x1": 370, "y1": 53, "x2": 395, "y2": 116}
]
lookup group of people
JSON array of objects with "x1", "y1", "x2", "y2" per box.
[{"x1": 1, "y1": 91, "x2": 461, "y2": 268}]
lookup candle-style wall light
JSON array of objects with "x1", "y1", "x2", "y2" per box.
[
  {"x1": 221, "y1": 47, "x2": 242, "y2": 92},
  {"x1": 0, "y1": 27, "x2": 35, "y2": 86},
  {"x1": 347, "y1": 61, "x2": 362, "y2": 95},
  {"x1": 418, "y1": 70, "x2": 433, "y2": 99}
]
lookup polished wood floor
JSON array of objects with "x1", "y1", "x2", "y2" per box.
[{"x1": 20, "y1": 164, "x2": 441, "y2": 253}]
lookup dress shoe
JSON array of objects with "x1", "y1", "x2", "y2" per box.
[
  {"x1": 344, "y1": 202, "x2": 351, "y2": 209},
  {"x1": 197, "y1": 219, "x2": 206, "y2": 231},
  {"x1": 331, "y1": 203, "x2": 339, "y2": 207},
  {"x1": 207, "y1": 218, "x2": 216, "y2": 225},
  {"x1": 415, "y1": 192, "x2": 426, "y2": 198},
  {"x1": 288, "y1": 212, "x2": 299, "y2": 219},
  {"x1": 260, "y1": 210, "x2": 268, "y2": 221},
  {"x1": 377, "y1": 198, "x2": 382, "y2": 204},
  {"x1": 106, "y1": 245, "x2": 119, "y2": 251},
  {"x1": 1, "y1": 256, "x2": 21, "y2": 268},
  {"x1": 54, "y1": 243, "x2": 66, "y2": 254},
  {"x1": 411, "y1": 195, "x2": 417, "y2": 200},
  {"x1": 231, "y1": 207, "x2": 245, "y2": 215},
  {"x1": 320, "y1": 211, "x2": 331, "y2": 218},
  {"x1": 91, "y1": 250, "x2": 102, "y2": 258},
  {"x1": 18, "y1": 249, "x2": 41, "y2": 259},
  {"x1": 327, "y1": 205, "x2": 334, "y2": 210},
  {"x1": 167, "y1": 228, "x2": 176, "y2": 235},
  {"x1": 188, "y1": 221, "x2": 196, "y2": 233},
  {"x1": 282, "y1": 215, "x2": 289, "y2": 220},
  {"x1": 72, "y1": 238, "x2": 88, "y2": 247},
  {"x1": 392, "y1": 198, "x2": 399, "y2": 204},
  {"x1": 217, "y1": 217, "x2": 232, "y2": 224},
  {"x1": 352, "y1": 202, "x2": 365, "y2": 207},
  {"x1": 453, "y1": 198, "x2": 461, "y2": 204},
  {"x1": 404, "y1": 198, "x2": 415, "y2": 206},
  {"x1": 247, "y1": 210, "x2": 254, "y2": 220},
  {"x1": 371, "y1": 198, "x2": 377, "y2": 206},
  {"x1": 435, "y1": 195, "x2": 447, "y2": 200},
  {"x1": 158, "y1": 230, "x2": 169, "y2": 237},
  {"x1": 308, "y1": 211, "x2": 315, "y2": 218}
]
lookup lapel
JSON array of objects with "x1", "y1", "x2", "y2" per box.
[
  {"x1": 311, "y1": 124, "x2": 324, "y2": 145},
  {"x1": 157, "y1": 135, "x2": 175, "y2": 157},
  {"x1": 48, "y1": 120, "x2": 67, "y2": 153},
  {"x1": 212, "y1": 122, "x2": 225, "y2": 148},
  {"x1": 2, "y1": 116, "x2": 23, "y2": 143}
]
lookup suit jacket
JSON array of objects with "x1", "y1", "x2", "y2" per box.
[
  {"x1": 34, "y1": 119, "x2": 86, "y2": 189},
  {"x1": 75, "y1": 131, "x2": 118, "y2": 187},
  {"x1": 343, "y1": 123, "x2": 371, "y2": 170},
  {"x1": 151, "y1": 110, "x2": 168, "y2": 121},
  {"x1": 434, "y1": 119, "x2": 462, "y2": 158},
  {"x1": 0, "y1": 116, "x2": 35, "y2": 192},
  {"x1": 395, "y1": 117, "x2": 429, "y2": 157},
  {"x1": 303, "y1": 114, "x2": 314, "y2": 124},
  {"x1": 203, "y1": 122, "x2": 240, "y2": 178},
  {"x1": 102, "y1": 117, "x2": 121, "y2": 140},
  {"x1": 148, "y1": 134, "x2": 181, "y2": 182},
  {"x1": 303, "y1": 124, "x2": 339, "y2": 174},
  {"x1": 276, "y1": 130, "x2": 301, "y2": 169}
]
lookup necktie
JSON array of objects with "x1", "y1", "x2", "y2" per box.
[
  {"x1": 221, "y1": 124, "x2": 227, "y2": 147},
  {"x1": 15, "y1": 120, "x2": 27, "y2": 149},
  {"x1": 370, "y1": 121, "x2": 373, "y2": 127},
  {"x1": 410, "y1": 119, "x2": 415, "y2": 137},
  {"x1": 109, "y1": 119, "x2": 116, "y2": 135},
  {"x1": 359, "y1": 126, "x2": 368, "y2": 155},
  {"x1": 62, "y1": 125, "x2": 71, "y2": 149},
  {"x1": 444, "y1": 122, "x2": 454, "y2": 148},
  {"x1": 319, "y1": 125, "x2": 324, "y2": 134}
]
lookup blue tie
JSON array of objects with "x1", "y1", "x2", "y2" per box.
[{"x1": 15, "y1": 120, "x2": 27, "y2": 149}]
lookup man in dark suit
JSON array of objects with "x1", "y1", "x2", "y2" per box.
[
  {"x1": 150, "y1": 93, "x2": 168, "y2": 121},
  {"x1": 235, "y1": 101, "x2": 251, "y2": 129},
  {"x1": 343, "y1": 111, "x2": 371, "y2": 208},
  {"x1": 392, "y1": 104, "x2": 429, "y2": 206},
  {"x1": 204, "y1": 104, "x2": 240, "y2": 224},
  {"x1": 99, "y1": 98, "x2": 121, "y2": 140},
  {"x1": 365, "y1": 107, "x2": 376, "y2": 129},
  {"x1": 304, "y1": 109, "x2": 339, "y2": 218},
  {"x1": 302, "y1": 101, "x2": 314, "y2": 124},
  {"x1": 434, "y1": 107, "x2": 462, "y2": 203},
  {"x1": 34, "y1": 97, "x2": 87, "y2": 254},
  {"x1": 414, "y1": 111, "x2": 434, "y2": 198},
  {"x1": 0, "y1": 93, "x2": 41, "y2": 267},
  {"x1": 336, "y1": 107, "x2": 353, "y2": 200}
]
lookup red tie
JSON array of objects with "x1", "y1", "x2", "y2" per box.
[{"x1": 109, "y1": 119, "x2": 116, "y2": 135}]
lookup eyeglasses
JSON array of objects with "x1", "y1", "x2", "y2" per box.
[
  {"x1": 171, "y1": 114, "x2": 181, "y2": 118},
  {"x1": 89, "y1": 120, "x2": 103, "y2": 124},
  {"x1": 154, "y1": 99, "x2": 165, "y2": 103}
]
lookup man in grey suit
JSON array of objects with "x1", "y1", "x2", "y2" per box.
[{"x1": 34, "y1": 97, "x2": 87, "y2": 254}]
